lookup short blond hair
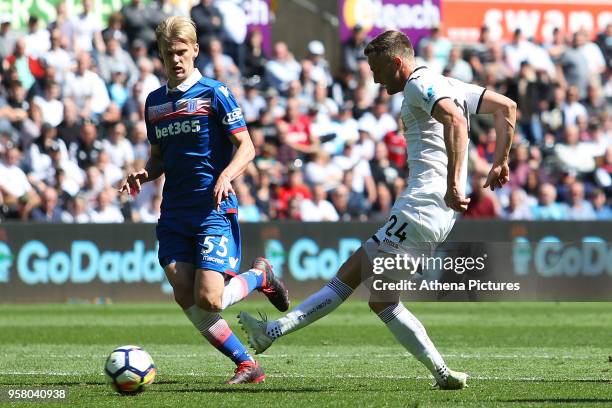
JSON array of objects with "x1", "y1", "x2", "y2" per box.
[
  {"x1": 155, "y1": 16, "x2": 197, "y2": 52},
  {"x1": 364, "y1": 30, "x2": 414, "y2": 60}
]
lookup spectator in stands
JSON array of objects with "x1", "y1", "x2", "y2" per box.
[
  {"x1": 121, "y1": 0, "x2": 157, "y2": 52},
  {"x1": 98, "y1": 36, "x2": 139, "y2": 87},
  {"x1": 30, "y1": 187, "x2": 62, "y2": 222},
  {"x1": 136, "y1": 57, "x2": 161, "y2": 106},
  {"x1": 341, "y1": 24, "x2": 368, "y2": 74},
  {"x1": 96, "y1": 150, "x2": 123, "y2": 187},
  {"x1": 558, "y1": 31, "x2": 591, "y2": 99},
  {"x1": 237, "y1": 183, "x2": 262, "y2": 222},
  {"x1": 567, "y1": 181, "x2": 595, "y2": 220},
  {"x1": 63, "y1": 52, "x2": 110, "y2": 119},
  {"x1": 42, "y1": 28, "x2": 73, "y2": 85},
  {"x1": 198, "y1": 37, "x2": 239, "y2": 85},
  {"x1": 416, "y1": 41, "x2": 443, "y2": 74},
  {"x1": 190, "y1": 0, "x2": 224, "y2": 51},
  {"x1": 0, "y1": 147, "x2": 39, "y2": 216},
  {"x1": 563, "y1": 85, "x2": 587, "y2": 126},
  {"x1": 369, "y1": 142, "x2": 399, "y2": 186},
  {"x1": 3, "y1": 38, "x2": 40, "y2": 90},
  {"x1": 27, "y1": 123, "x2": 67, "y2": 183},
  {"x1": 243, "y1": 28, "x2": 267, "y2": 81},
  {"x1": 254, "y1": 170, "x2": 274, "y2": 219},
  {"x1": 303, "y1": 150, "x2": 342, "y2": 191},
  {"x1": 89, "y1": 187, "x2": 124, "y2": 223},
  {"x1": 265, "y1": 42, "x2": 301, "y2": 94},
  {"x1": 24, "y1": 16, "x2": 50, "y2": 59},
  {"x1": 46, "y1": 142, "x2": 83, "y2": 196},
  {"x1": 445, "y1": 46, "x2": 472, "y2": 83},
  {"x1": 419, "y1": 25, "x2": 452, "y2": 68},
  {"x1": 532, "y1": 183, "x2": 567, "y2": 220},
  {"x1": 70, "y1": 122, "x2": 103, "y2": 169},
  {"x1": 61, "y1": 194, "x2": 90, "y2": 223},
  {"x1": 503, "y1": 188, "x2": 533, "y2": 220},
  {"x1": 464, "y1": 173, "x2": 500, "y2": 218},
  {"x1": 69, "y1": 0, "x2": 104, "y2": 53},
  {"x1": 595, "y1": 23, "x2": 611, "y2": 70},
  {"x1": 0, "y1": 13, "x2": 16, "y2": 61},
  {"x1": 306, "y1": 40, "x2": 333, "y2": 87},
  {"x1": 240, "y1": 84, "x2": 266, "y2": 123},
  {"x1": 103, "y1": 122, "x2": 134, "y2": 169},
  {"x1": 138, "y1": 193, "x2": 162, "y2": 223},
  {"x1": 590, "y1": 188, "x2": 612, "y2": 219},
  {"x1": 276, "y1": 166, "x2": 311, "y2": 219},
  {"x1": 358, "y1": 97, "x2": 397, "y2": 141},
  {"x1": 300, "y1": 183, "x2": 339, "y2": 222},
  {"x1": 554, "y1": 125, "x2": 596, "y2": 175},
  {"x1": 102, "y1": 12, "x2": 129, "y2": 49},
  {"x1": 277, "y1": 98, "x2": 318, "y2": 157}
]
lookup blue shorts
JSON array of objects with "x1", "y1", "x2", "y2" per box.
[{"x1": 156, "y1": 210, "x2": 241, "y2": 275}]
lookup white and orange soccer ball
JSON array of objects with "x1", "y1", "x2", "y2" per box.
[{"x1": 104, "y1": 345, "x2": 156, "y2": 394}]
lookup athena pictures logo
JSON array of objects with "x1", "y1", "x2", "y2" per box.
[{"x1": 0, "y1": 242, "x2": 13, "y2": 283}]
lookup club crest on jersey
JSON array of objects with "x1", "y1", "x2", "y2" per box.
[
  {"x1": 147, "y1": 102, "x2": 173, "y2": 121},
  {"x1": 423, "y1": 86, "x2": 434, "y2": 103},
  {"x1": 176, "y1": 98, "x2": 210, "y2": 114}
]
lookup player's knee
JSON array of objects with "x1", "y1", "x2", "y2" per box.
[
  {"x1": 195, "y1": 293, "x2": 223, "y2": 313},
  {"x1": 368, "y1": 300, "x2": 397, "y2": 314}
]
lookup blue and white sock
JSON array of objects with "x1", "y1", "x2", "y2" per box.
[
  {"x1": 185, "y1": 305, "x2": 253, "y2": 364},
  {"x1": 221, "y1": 268, "x2": 266, "y2": 310},
  {"x1": 266, "y1": 277, "x2": 353, "y2": 338},
  {"x1": 378, "y1": 303, "x2": 449, "y2": 383}
]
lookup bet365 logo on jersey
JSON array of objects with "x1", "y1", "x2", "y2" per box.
[{"x1": 155, "y1": 119, "x2": 201, "y2": 139}]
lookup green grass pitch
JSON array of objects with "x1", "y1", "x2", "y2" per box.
[{"x1": 0, "y1": 301, "x2": 610, "y2": 407}]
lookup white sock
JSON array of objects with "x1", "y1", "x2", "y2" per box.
[
  {"x1": 184, "y1": 305, "x2": 224, "y2": 339},
  {"x1": 378, "y1": 303, "x2": 449, "y2": 383},
  {"x1": 266, "y1": 277, "x2": 353, "y2": 338}
]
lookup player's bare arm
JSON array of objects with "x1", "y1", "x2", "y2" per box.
[
  {"x1": 119, "y1": 145, "x2": 164, "y2": 195},
  {"x1": 433, "y1": 98, "x2": 471, "y2": 212},
  {"x1": 478, "y1": 91, "x2": 517, "y2": 191},
  {"x1": 213, "y1": 130, "x2": 255, "y2": 209}
]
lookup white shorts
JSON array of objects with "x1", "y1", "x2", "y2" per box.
[{"x1": 366, "y1": 194, "x2": 458, "y2": 261}]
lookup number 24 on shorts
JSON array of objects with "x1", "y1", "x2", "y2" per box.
[{"x1": 385, "y1": 215, "x2": 408, "y2": 243}]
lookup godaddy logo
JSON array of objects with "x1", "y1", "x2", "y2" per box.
[{"x1": 0, "y1": 242, "x2": 13, "y2": 283}]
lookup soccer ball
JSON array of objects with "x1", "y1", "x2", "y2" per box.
[{"x1": 104, "y1": 345, "x2": 156, "y2": 394}]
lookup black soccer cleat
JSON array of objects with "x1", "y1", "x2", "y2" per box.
[
  {"x1": 224, "y1": 361, "x2": 266, "y2": 384},
  {"x1": 252, "y1": 257, "x2": 290, "y2": 312}
]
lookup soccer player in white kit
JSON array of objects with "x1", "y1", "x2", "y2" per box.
[{"x1": 239, "y1": 30, "x2": 516, "y2": 389}]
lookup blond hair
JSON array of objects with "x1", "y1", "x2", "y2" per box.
[
  {"x1": 364, "y1": 30, "x2": 414, "y2": 60},
  {"x1": 155, "y1": 16, "x2": 197, "y2": 52}
]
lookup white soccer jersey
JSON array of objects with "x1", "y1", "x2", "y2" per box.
[
  {"x1": 401, "y1": 66, "x2": 485, "y2": 202},
  {"x1": 370, "y1": 67, "x2": 485, "y2": 256}
]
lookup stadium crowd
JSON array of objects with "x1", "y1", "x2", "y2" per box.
[{"x1": 0, "y1": 0, "x2": 610, "y2": 223}]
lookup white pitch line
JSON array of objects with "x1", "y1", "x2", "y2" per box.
[
  {"x1": 0, "y1": 371, "x2": 608, "y2": 382},
  {"x1": 0, "y1": 353, "x2": 598, "y2": 359}
]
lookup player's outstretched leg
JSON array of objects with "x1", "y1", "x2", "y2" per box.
[
  {"x1": 221, "y1": 257, "x2": 289, "y2": 311},
  {"x1": 184, "y1": 305, "x2": 265, "y2": 384},
  {"x1": 374, "y1": 302, "x2": 467, "y2": 389},
  {"x1": 168, "y1": 264, "x2": 265, "y2": 384},
  {"x1": 239, "y1": 248, "x2": 367, "y2": 353}
]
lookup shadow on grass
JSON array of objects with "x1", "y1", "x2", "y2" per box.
[
  {"x1": 155, "y1": 387, "x2": 325, "y2": 394},
  {"x1": 504, "y1": 399, "x2": 612, "y2": 404}
]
